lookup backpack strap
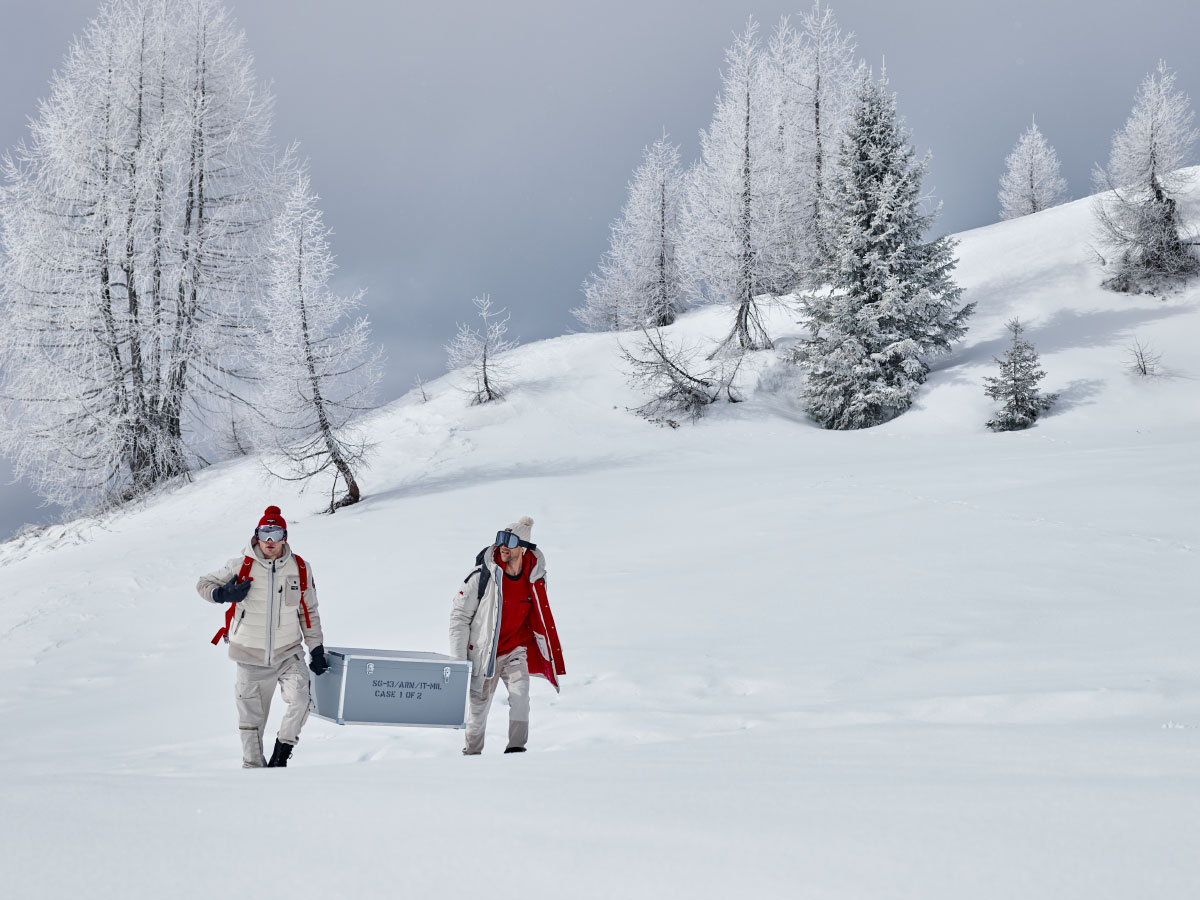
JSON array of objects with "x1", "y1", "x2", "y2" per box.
[
  {"x1": 211, "y1": 556, "x2": 255, "y2": 646},
  {"x1": 294, "y1": 553, "x2": 312, "y2": 629},
  {"x1": 471, "y1": 546, "x2": 493, "y2": 601}
]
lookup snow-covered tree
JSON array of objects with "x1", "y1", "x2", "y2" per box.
[
  {"x1": 768, "y1": 3, "x2": 858, "y2": 268},
  {"x1": 984, "y1": 319, "x2": 1056, "y2": 431},
  {"x1": 252, "y1": 172, "x2": 381, "y2": 511},
  {"x1": 575, "y1": 134, "x2": 684, "y2": 331},
  {"x1": 621, "y1": 326, "x2": 742, "y2": 424},
  {"x1": 1093, "y1": 61, "x2": 1199, "y2": 289},
  {"x1": 445, "y1": 294, "x2": 517, "y2": 405},
  {"x1": 1126, "y1": 335, "x2": 1163, "y2": 376},
  {"x1": 799, "y1": 70, "x2": 974, "y2": 430},
  {"x1": 0, "y1": 0, "x2": 282, "y2": 507},
  {"x1": 998, "y1": 117, "x2": 1067, "y2": 220},
  {"x1": 680, "y1": 19, "x2": 785, "y2": 352}
]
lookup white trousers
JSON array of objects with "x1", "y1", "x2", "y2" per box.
[
  {"x1": 464, "y1": 647, "x2": 530, "y2": 755},
  {"x1": 235, "y1": 652, "x2": 312, "y2": 767}
]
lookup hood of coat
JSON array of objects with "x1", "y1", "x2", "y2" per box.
[{"x1": 481, "y1": 543, "x2": 546, "y2": 582}]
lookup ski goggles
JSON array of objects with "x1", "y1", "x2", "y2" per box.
[
  {"x1": 495, "y1": 530, "x2": 534, "y2": 550},
  {"x1": 256, "y1": 525, "x2": 286, "y2": 543}
]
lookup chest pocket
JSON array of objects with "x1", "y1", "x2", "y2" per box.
[{"x1": 284, "y1": 575, "x2": 302, "y2": 608}]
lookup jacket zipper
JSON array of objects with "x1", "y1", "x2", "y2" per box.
[
  {"x1": 486, "y1": 561, "x2": 503, "y2": 678},
  {"x1": 266, "y1": 559, "x2": 277, "y2": 666}
]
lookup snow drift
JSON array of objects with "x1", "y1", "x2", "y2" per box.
[{"x1": 1, "y1": 178, "x2": 1198, "y2": 899}]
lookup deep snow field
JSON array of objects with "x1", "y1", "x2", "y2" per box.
[{"x1": 2, "y1": 182, "x2": 1198, "y2": 899}]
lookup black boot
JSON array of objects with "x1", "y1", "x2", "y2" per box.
[{"x1": 266, "y1": 739, "x2": 294, "y2": 768}]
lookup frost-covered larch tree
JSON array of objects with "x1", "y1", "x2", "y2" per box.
[
  {"x1": 575, "y1": 134, "x2": 685, "y2": 331},
  {"x1": 621, "y1": 326, "x2": 742, "y2": 424},
  {"x1": 984, "y1": 319, "x2": 1056, "y2": 431},
  {"x1": 767, "y1": 3, "x2": 859, "y2": 269},
  {"x1": 445, "y1": 294, "x2": 517, "y2": 405},
  {"x1": 252, "y1": 172, "x2": 381, "y2": 511},
  {"x1": 998, "y1": 117, "x2": 1067, "y2": 220},
  {"x1": 680, "y1": 19, "x2": 786, "y2": 352},
  {"x1": 800, "y1": 69, "x2": 974, "y2": 430},
  {"x1": 0, "y1": 0, "x2": 282, "y2": 508},
  {"x1": 1093, "y1": 61, "x2": 1199, "y2": 289}
]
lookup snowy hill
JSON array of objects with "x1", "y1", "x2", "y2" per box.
[{"x1": 2, "y1": 180, "x2": 1198, "y2": 899}]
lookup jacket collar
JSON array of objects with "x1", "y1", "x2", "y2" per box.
[
  {"x1": 489, "y1": 544, "x2": 545, "y2": 581},
  {"x1": 243, "y1": 540, "x2": 293, "y2": 564}
]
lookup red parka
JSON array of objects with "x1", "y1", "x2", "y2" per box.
[{"x1": 449, "y1": 544, "x2": 564, "y2": 693}]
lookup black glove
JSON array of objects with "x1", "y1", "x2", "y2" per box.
[
  {"x1": 212, "y1": 576, "x2": 252, "y2": 604},
  {"x1": 309, "y1": 645, "x2": 328, "y2": 676}
]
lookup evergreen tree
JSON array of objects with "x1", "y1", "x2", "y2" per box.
[
  {"x1": 1093, "y1": 61, "x2": 1199, "y2": 289},
  {"x1": 984, "y1": 319, "x2": 1056, "y2": 431},
  {"x1": 800, "y1": 70, "x2": 973, "y2": 430},
  {"x1": 252, "y1": 171, "x2": 381, "y2": 511},
  {"x1": 998, "y1": 117, "x2": 1067, "y2": 220},
  {"x1": 575, "y1": 134, "x2": 684, "y2": 331}
]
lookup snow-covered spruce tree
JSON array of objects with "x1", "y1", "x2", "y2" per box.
[
  {"x1": 998, "y1": 117, "x2": 1067, "y2": 220},
  {"x1": 1093, "y1": 61, "x2": 1199, "y2": 290},
  {"x1": 767, "y1": 3, "x2": 858, "y2": 269},
  {"x1": 984, "y1": 319, "x2": 1056, "y2": 431},
  {"x1": 445, "y1": 294, "x2": 517, "y2": 405},
  {"x1": 0, "y1": 0, "x2": 281, "y2": 508},
  {"x1": 800, "y1": 70, "x2": 974, "y2": 430},
  {"x1": 680, "y1": 19, "x2": 787, "y2": 353},
  {"x1": 252, "y1": 171, "x2": 381, "y2": 511},
  {"x1": 575, "y1": 134, "x2": 684, "y2": 331}
]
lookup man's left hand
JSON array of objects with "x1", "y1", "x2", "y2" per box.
[{"x1": 309, "y1": 645, "x2": 329, "y2": 676}]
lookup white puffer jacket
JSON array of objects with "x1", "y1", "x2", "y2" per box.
[{"x1": 197, "y1": 541, "x2": 324, "y2": 666}]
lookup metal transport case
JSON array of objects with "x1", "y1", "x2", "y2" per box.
[{"x1": 311, "y1": 647, "x2": 472, "y2": 728}]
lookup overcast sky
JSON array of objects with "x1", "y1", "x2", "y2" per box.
[{"x1": 1, "y1": 0, "x2": 1197, "y2": 540}]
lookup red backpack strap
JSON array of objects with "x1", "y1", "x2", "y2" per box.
[
  {"x1": 294, "y1": 554, "x2": 312, "y2": 629},
  {"x1": 211, "y1": 557, "x2": 255, "y2": 646}
]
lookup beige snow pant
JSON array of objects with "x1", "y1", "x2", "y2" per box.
[
  {"x1": 464, "y1": 646, "x2": 530, "y2": 755},
  {"x1": 235, "y1": 652, "x2": 312, "y2": 767}
]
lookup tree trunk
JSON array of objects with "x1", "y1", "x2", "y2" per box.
[
  {"x1": 740, "y1": 81, "x2": 754, "y2": 348},
  {"x1": 296, "y1": 230, "x2": 361, "y2": 509}
]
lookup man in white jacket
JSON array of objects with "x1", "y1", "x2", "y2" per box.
[{"x1": 197, "y1": 505, "x2": 327, "y2": 768}]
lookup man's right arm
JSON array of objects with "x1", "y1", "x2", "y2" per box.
[
  {"x1": 196, "y1": 558, "x2": 241, "y2": 604},
  {"x1": 448, "y1": 570, "x2": 482, "y2": 660}
]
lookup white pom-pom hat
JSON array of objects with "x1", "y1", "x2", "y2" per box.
[{"x1": 504, "y1": 516, "x2": 534, "y2": 545}]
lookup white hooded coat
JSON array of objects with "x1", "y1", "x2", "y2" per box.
[
  {"x1": 197, "y1": 540, "x2": 324, "y2": 666},
  {"x1": 449, "y1": 544, "x2": 555, "y2": 695}
]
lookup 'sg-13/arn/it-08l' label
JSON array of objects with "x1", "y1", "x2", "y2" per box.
[{"x1": 373, "y1": 679, "x2": 445, "y2": 700}]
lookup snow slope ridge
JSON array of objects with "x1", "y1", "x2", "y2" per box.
[{"x1": 1, "y1": 177, "x2": 1198, "y2": 900}]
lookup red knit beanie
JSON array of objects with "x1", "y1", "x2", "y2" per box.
[{"x1": 257, "y1": 505, "x2": 287, "y2": 532}]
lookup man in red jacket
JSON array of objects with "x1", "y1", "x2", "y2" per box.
[{"x1": 449, "y1": 516, "x2": 564, "y2": 755}]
